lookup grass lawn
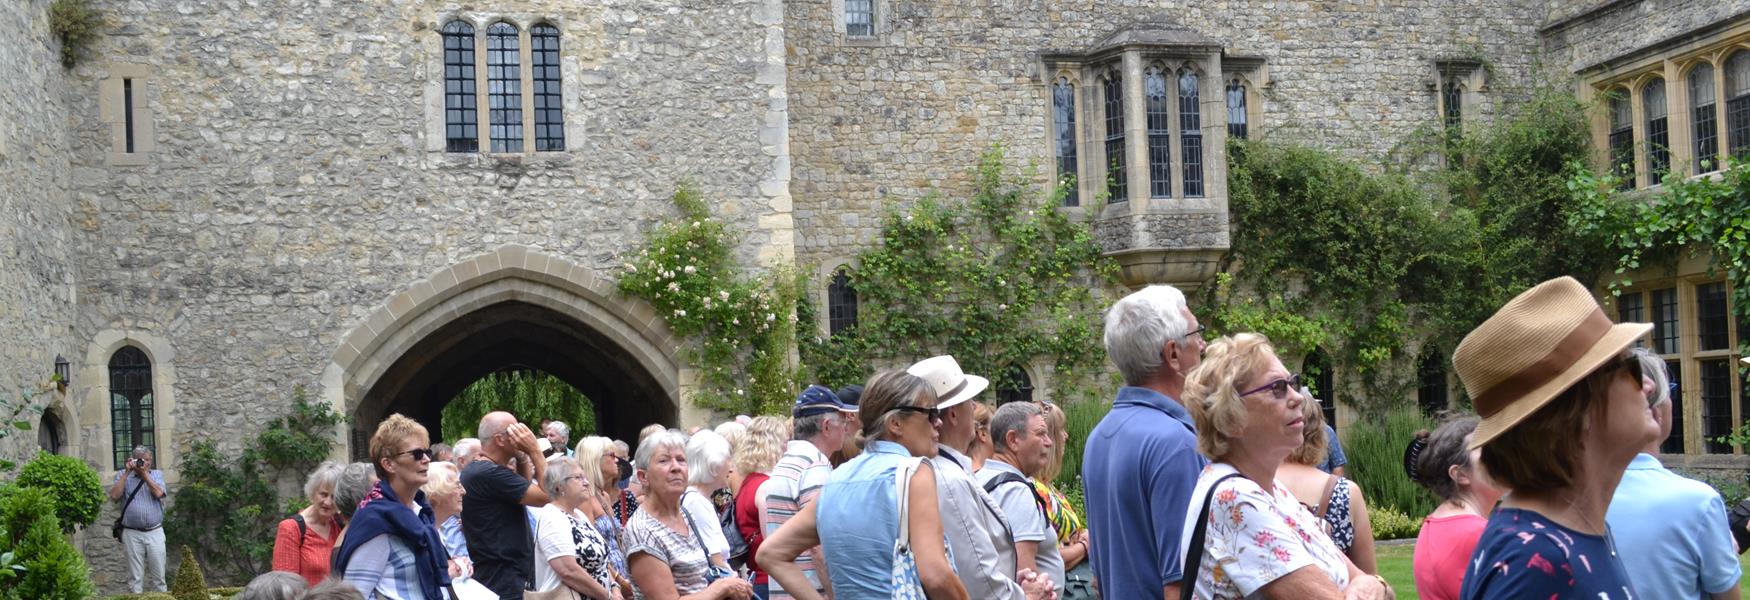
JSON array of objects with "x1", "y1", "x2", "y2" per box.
[{"x1": 1375, "y1": 542, "x2": 1750, "y2": 599}]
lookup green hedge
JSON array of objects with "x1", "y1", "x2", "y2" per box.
[
  {"x1": 1344, "y1": 406, "x2": 1436, "y2": 519},
  {"x1": 1054, "y1": 398, "x2": 1112, "y2": 488},
  {"x1": 16, "y1": 451, "x2": 104, "y2": 532},
  {"x1": 0, "y1": 486, "x2": 93, "y2": 599}
]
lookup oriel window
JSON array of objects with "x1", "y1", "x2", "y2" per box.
[
  {"x1": 1179, "y1": 69, "x2": 1204, "y2": 198},
  {"x1": 1145, "y1": 67, "x2": 1172, "y2": 199}
]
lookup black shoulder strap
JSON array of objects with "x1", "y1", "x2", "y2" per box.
[
  {"x1": 982, "y1": 471, "x2": 1048, "y2": 517},
  {"x1": 293, "y1": 514, "x2": 308, "y2": 544},
  {"x1": 117, "y1": 474, "x2": 146, "y2": 519},
  {"x1": 1180, "y1": 473, "x2": 1245, "y2": 600}
]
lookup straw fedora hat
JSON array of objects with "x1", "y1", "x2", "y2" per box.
[
  {"x1": 906, "y1": 355, "x2": 989, "y2": 410},
  {"x1": 1453, "y1": 276, "x2": 1651, "y2": 449}
]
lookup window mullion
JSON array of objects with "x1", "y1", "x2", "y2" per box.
[
  {"x1": 476, "y1": 25, "x2": 492, "y2": 153},
  {"x1": 520, "y1": 25, "x2": 535, "y2": 155}
]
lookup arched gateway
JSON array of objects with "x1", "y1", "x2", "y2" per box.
[{"x1": 321, "y1": 245, "x2": 681, "y2": 455}]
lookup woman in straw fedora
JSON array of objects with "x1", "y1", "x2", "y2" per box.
[
  {"x1": 1179, "y1": 333, "x2": 1391, "y2": 600},
  {"x1": 1454, "y1": 276, "x2": 1658, "y2": 600}
]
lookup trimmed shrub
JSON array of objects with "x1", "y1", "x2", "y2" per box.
[
  {"x1": 170, "y1": 545, "x2": 207, "y2": 600},
  {"x1": 1368, "y1": 505, "x2": 1422, "y2": 540},
  {"x1": 16, "y1": 451, "x2": 104, "y2": 532},
  {"x1": 1344, "y1": 405, "x2": 1436, "y2": 519},
  {"x1": 1054, "y1": 398, "x2": 1111, "y2": 488},
  {"x1": 0, "y1": 485, "x2": 94, "y2": 600}
]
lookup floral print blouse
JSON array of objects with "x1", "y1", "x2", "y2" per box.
[{"x1": 1182, "y1": 463, "x2": 1351, "y2": 599}]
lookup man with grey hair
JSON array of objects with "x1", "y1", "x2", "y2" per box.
[
  {"x1": 543, "y1": 421, "x2": 573, "y2": 457},
  {"x1": 1083, "y1": 284, "x2": 1209, "y2": 600},
  {"x1": 978, "y1": 402, "x2": 1064, "y2": 589},
  {"x1": 108, "y1": 445, "x2": 167, "y2": 593},
  {"x1": 759, "y1": 385, "x2": 855, "y2": 600},
  {"x1": 1606, "y1": 347, "x2": 1741, "y2": 600},
  {"x1": 452, "y1": 437, "x2": 482, "y2": 469}
]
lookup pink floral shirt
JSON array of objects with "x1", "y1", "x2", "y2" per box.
[{"x1": 1180, "y1": 463, "x2": 1351, "y2": 599}]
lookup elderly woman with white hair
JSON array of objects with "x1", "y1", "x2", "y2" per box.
[
  {"x1": 682, "y1": 430, "x2": 737, "y2": 570},
  {"x1": 533, "y1": 456, "x2": 618, "y2": 599},
  {"x1": 421, "y1": 461, "x2": 471, "y2": 580},
  {"x1": 273, "y1": 460, "x2": 345, "y2": 586},
  {"x1": 1180, "y1": 333, "x2": 1391, "y2": 600},
  {"x1": 627, "y1": 430, "x2": 754, "y2": 600}
]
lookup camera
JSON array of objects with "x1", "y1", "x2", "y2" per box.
[{"x1": 128, "y1": 458, "x2": 143, "y2": 469}]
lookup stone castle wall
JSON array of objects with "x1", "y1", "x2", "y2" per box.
[
  {"x1": 785, "y1": 0, "x2": 1552, "y2": 271},
  {"x1": 1540, "y1": 0, "x2": 1750, "y2": 74},
  {"x1": 0, "y1": 1, "x2": 78, "y2": 463},
  {"x1": 58, "y1": 0, "x2": 788, "y2": 589}
]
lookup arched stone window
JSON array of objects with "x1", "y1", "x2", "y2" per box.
[
  {"x1": 1608, "y1": 90, "x2": 1635, "y2": 189},
  {"x1": 1417, "y1": 349, "x2": 1448, "y2": 416},
  {"x1": 1304, "y1": 348, "x2": 1336, "y2": 430},
  {"x1": 1226, "y1": 79, "x2": 1248, "y2": 140},
  {"x1": 1643, "y1": 78, "x2": 1669, "y2": 181},
  {"x1": 827, "y1": 267, "x2": 858, "y2": 335},
  {"x1": 1052, "y1": 76, "x2": 1079, "y2": 207},
  {"x1": 1691, "y1": 63, "x2": 1719, "y2": 174},
  {"x1": 531, "y1": 24, "x2": 565, "y2": 152},
  {"x1": 1725, "y1": 51, "x2": 1750, "y2": 157},
  {"x1": 442, "y1": 21, "x2": 478, "y2": 153},
  {"x1": 1145, "y1": 66, "x2": 1172, "y2": 199},
  {"x1": 1178, "y1": 68, "x2": 1203, "y2": 198},
  {"x1": 1101, "y1": 69, "x2": 1127, "y2": 203},
  {"x1": 109, "y1": 346, "x2": 155, "y2": 469},
  {"x1": 38, "y1": 411, "x2": 65, "y2": 455},
  {"x1": 996, "y1": 364, "x2": 1033, "y2": 405},
  {"x1": 486, "y1": 22, "x2": 524, "y2": 153}
]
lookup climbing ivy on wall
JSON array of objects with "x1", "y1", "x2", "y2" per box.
[
  {"x1": 1208, "y1": 84, "x2": 1619, "y2": 415},
  {"x1": 797, "y1": 147, "x2": 1122, "y2": 404},
  {"x1": 618, "y1": 185, "x2": 803, "y2": 415}
]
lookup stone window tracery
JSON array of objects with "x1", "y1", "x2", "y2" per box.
[
  {"x1": 109, "y1": 346, "x2": 154, "y2": 469},
  {"x1": 1690, "y1": 64, "x2": 1719, "y2": 174},
  {"x1": 1643, "y1": 79, "x2": 1669, "y2": 181},
  {"x1": 1145, "y1": 66, "x2": 1172, "y2": 199},
  {"x1": 1102, "y1": 69, "x2": 1128, "y2": 203},
  {"x1": 1052, "y1": 77, "x2": 1079, "y2": 207},
  {"x1": 1178, "y1": 68, "x2": 1204, "y2": 198}
]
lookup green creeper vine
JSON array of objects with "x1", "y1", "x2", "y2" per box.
[
  {"x1": 618, "y1": 185, "x2": 802, "y2": 415},
  {"x1": 798, "y1": 147, "x2": 1122, "y2": 405}
]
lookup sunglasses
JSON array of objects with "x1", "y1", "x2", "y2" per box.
[
  {"x1": 1240, "y1": 374, "x2": 1303, "y2": 399},
  {"x1": 1605, "y1": 353, "x2": 1644, "y2": 385},
  {"x1": 394, "y1": 448, "x2": 435, "y2": 461},
  {"x1": 889, "y1": 405, "x2": 941, "y2": 422}
]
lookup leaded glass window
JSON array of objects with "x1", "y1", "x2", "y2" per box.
[
  {"x1": 487, "y1": 22, "x2": 524, "y2": 153},
  {"x1": 1644, "y1": 79, "x2": 1668, "y2": 182},
  {"x1": 1609, "y1": 92, "x2": 1634, "y2": 189},
  {"x1": 1698, "y1": 281, "x2": 1729, "y2": 351},
  {"x1": 1727, "y1": 51, "x2": 1750, "y2": 157},
  {"x1": 1102, "y1": 70, "x2": 1127, "y2": 203},
  {"x1": 996, "y1": 364, "x2": 1033, "y2": 405},
  {"x1": 1179, "y1": 69, "x2": 1203, "y2": 198},
  {"x1": 845, "y1": 0, "x2": 874, "y2": 37},
  {"x1": 1442, "y1": 77, "x2": 1462, "y2": 130},
  {"x1": 110, "y1": 346, "x2": 154, "y2": 469},
  {"x1": 1226, "y1": 80, "x2": 1247, "y2": 140},
  {"x1": 1417, "y1": 349, "x2": 1447, "y2": 416},
  {"x1": 531, "y1": 24, "x2": 564, "y2": 152},
  {"x1": 827, "y1": 268, "x2": 857, "y2": 335},
  {"x1": 1665, "y1": 359, "x2": 1684, "y2": 453},
  {"x1": 1692, "y1": 64, "x2": 1719, "y2": 174},
  {"x1": 1305, "y1": 349, "x2": 1336, "y2": 430},
  {"x1": 1052, "y1": 77, "x2": 1078, "y2": 207},
  {"x1": 1145, "y1": 67, "x2": 1172, "y2": 199},
  {"x1": 443, "y1": 21, "x2": 478, "y2": 153},
  {"x1": 1653, "y1": 287, "x2": 1680, "y2": 354},
  {"x1": 1701, "y1": 358, "x2": 1732, "y2": 453},
  {"x1": 1618, "y1": 292, "x2": 1644, "y2": 326}
]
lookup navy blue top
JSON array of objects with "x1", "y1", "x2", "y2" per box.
[
  {"x1": 1081, "y1": 386, "x2": 1207, "y2": 599},
  {"x1": 1460, "y1": 507, "x2": 1637, "y2": 600}
]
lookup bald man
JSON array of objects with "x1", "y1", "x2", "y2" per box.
[{"x1": 461, "y1": 411, "x2": 550, "y2": 600}]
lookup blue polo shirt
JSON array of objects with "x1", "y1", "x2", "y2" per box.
[
  {"x1": 1606, "y1": 453, "x2": 1741, "y2": 598},
  {"x1": 1082, "y1": 386, "x2": 1207, "y2": 599}
]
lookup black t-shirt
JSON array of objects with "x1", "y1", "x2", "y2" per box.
[{"x1": 461, "y1": 459, "x2": 534, "y2": 599}]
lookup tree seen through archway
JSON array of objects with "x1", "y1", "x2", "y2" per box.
[{"x1": 439, "y1": 369, "x2": 597, "y2": 445}]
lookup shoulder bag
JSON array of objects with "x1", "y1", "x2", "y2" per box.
[
  {"x1": 680, "y1": 490, "x2": 737, "y2": 584},
  {"x1": 890, "y1": 456, "x2": 929, "y2": 600},
  {"x1": 112, "y1": 474, "x2": 145, "y2": 541},
  {"x1": 1179, "y1": 473, "x2": 1244, "y2": 600}
]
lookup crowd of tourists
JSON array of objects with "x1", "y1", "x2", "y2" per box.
[{"x1": 164, "y1": 275, "x2": 1746, "y2": 600}]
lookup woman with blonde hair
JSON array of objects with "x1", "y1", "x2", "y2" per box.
[
  {"x1": 735, "y1": 416, "x2": 789, "y2": 598},
  {"x1": 967, "y1": 401, "x2": 994, "y2": 473},
  {"x1": 576, "y1": 435, "x2": 633, "y2": 596},
  {"x1": 1032, "y1": 402, "x2": 1090, "y2": 575},
  {"x1": 1274, "y1": 393, "x2": 1377, "y2": 574},
  {"x1": 1180, "y1": 334, "x2": 1390, "y2": 600}
]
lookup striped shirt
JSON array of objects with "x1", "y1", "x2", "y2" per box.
[
  {"x1": 760, "y1": 440, "x2": 833, "y2": 600},
  {"x1": 624, "y1": 508, "x2": 711, "y2": 600},
  {"x1": 342, "y1": 534, "x2": 427, "y2": 600}
]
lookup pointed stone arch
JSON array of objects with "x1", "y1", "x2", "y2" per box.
[{"x1": 322, "y1": 245, "x2": 690, "y2": 456}]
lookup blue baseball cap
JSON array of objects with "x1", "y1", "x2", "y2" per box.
[{"x1": 792, "y1": 385, "x2": 857, "y2": 418}]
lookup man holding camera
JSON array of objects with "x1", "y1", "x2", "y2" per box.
[{"x1": 108, "y1": 446, "x2": 167, "y2": 593}]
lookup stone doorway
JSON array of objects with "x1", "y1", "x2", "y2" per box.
[{"x1": 325, "y1": 245, "x2": 683, "y2": 455}]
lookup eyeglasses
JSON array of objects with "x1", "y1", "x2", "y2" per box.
[
  {"x1": 1185, "y1": 325, "x2": 1207, "y2": 342},
  {"x1": 889, "y1": 405, "x2": 941, "y2": 422},
  {"x1": 1240, "y1": 374, "x2": 1303, "y2": 399},
  {"x1": 395, "y1": 448, "x2": 435, "y2": 461},
  {"x1": 1603, "y1": 353, "x2": 1644, "y2": 385}
]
